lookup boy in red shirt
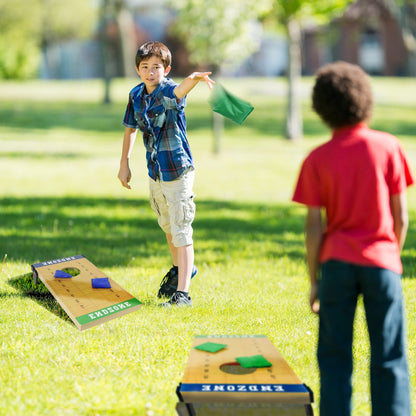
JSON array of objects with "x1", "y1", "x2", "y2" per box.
[{"x1": 293, "y1": 61, "x2": 413, "y2": 416}]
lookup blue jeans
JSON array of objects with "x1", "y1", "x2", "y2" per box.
[{"x1": 318, "y1": 260, "x2": 411, "y2": 416}]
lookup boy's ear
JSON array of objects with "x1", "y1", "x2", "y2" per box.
[
  {"x1": 135, "y1": 66, "x2": 140, "y2": 76},
  {"x1": 164, "y1": 66, "x2": 171, "y2": 76}
]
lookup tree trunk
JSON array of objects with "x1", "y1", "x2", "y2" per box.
[
  {"x1": 285, "y1": 17, "x2": 303, "y2": 140},
  {"x1": 117, "y1": 7, "x2": 137, "y2": 78},
  {"x1": 212, "y1": 111, "x2": 224, "y2": 154},
  {"x1": 398, "y1": 1, "x2": 416, "y2": 75},
  {"x1": 99, "y1": 0, "x2": 123, "y2": 104},
  {"x1": 211, "y1": 72, "x2": 224, "y2": 154}
]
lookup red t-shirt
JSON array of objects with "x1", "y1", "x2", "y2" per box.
[{"x1": 292, "y1": 123, "x2": 414, "y2": 274}]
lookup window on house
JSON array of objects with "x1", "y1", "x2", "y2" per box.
[{"x1": 358, "y1": 29, "x2": 384, "y2": 75}]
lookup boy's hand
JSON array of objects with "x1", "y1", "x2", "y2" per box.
[
  {"x1": 174, "y1": 72, "x2": 215, "y2": 99},
  {"x1": 309, "y1": 282, "x2": 319, "y2": 314},
  {"x1": 118, "y1": 164, "x2": 132, "y2": 189},
  {"x1": 188, "y1": 72, "x2": 215, "y2": 90}
]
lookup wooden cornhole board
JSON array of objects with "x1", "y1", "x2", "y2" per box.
[
  {"x1": 31, "y1": 255, "x2": 141, "y2": 331},
  {"x1": 176, "y1": 335, "x2": 314, "y2": 416}
]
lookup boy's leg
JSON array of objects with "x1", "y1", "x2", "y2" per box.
[
  {"x1": 165, "y1": 233, "x2": 194, "y2": 291},
  {"x1": 159, "y1": 170, "x2": 196, "y2": 303},
  {"x1": 360, "y1": 267, "x2": 411, "y2": 416},
  {"x1": 318, "y1": 260, "x2": 358, "y2": 416},
  {"x1": 166, "y1": 233, "x2": 178, "y2": 267},
  {"x1": 177, "y1": 244, "x2": 194, "y2": 292},
  {"x1": 149, "y1": 178, "x2": 178, "y2": 297}
]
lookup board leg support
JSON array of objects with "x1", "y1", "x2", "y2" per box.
[
  {"x1": 175, "y1": 400, "x2": 314, "y2": 415},
  {"x1": 31, "y1": 265, "x2": 39, "y2": 285},
  {"x1": 176, "y1": 383, "x2": 314, "y2": 415},
  {"x1": 304, "y1": 385, "x2": 314, "y2": 415},
  {"x1": 176, "y1": 384, "x2": 197, "y2": 416},
  {"x1": 176, "y1": 336, "x2": 315, "y2": 415},
  {"x1": 305, "y1": 404, "x2": 314, "y2": 415}
]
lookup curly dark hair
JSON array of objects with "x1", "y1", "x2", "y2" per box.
[
  {"x1": 312, "y1": 61, "x2": 373, "y2": 129},
  {"x1": 135, "y1": 41, "x2": 172, "y2": 69}
]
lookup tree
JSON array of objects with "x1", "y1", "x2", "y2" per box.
[
  {"x1": 268, "y1": 0, "x2": 352, "y2": 140},
  {"x1": 395, "y1": 0, "x2": 416, "y2": 74},
  {"x1": 169, "y1": 0, "x2": 270, "y2": 69},
  {"x1": 0, "y1": 0, "x2": 96, "y2": 79},
  {"x1": 39, "y1": 0, "x2": 97, "y2": 79},
  {"x1": 98, "y1": 0, "x2": 140, "y2": 103},
  {"x1": 98, "y1": 0, "x2": 124, "y2": 104},
  {"x1": 0, "y1": 0, "x2": 42, "y2": 78},
  {"x1": 168, "y1": 0, "x2": 271, "y2": 153}
]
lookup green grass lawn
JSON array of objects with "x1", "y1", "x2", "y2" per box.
[{"x1": 0, "y1": 77, "x2": 415, "y2": 415}]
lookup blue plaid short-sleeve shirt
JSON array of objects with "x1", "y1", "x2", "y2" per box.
[{"x1": 123, "y1": 77, "x2": 194, "y2": 181}]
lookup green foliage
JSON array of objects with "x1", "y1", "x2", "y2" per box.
[
  {"x1": 0, "y1": 0, "x2": 41, "y2": 78},
  {"x1": 0, "y1": 0, "x2": 96, "y2": 79},
  {"x1": 0, "y1": 43, "x2": 40, "y2": 80},
  {"x1": 168, "y1": 0, "x2": 272, "y2": 67},
  {"x1": 271, "y1": 0, "x2": 353, "y2": 24},
  {"x1": 39, "y1": 0, "x2": 96, "y2": 43}
]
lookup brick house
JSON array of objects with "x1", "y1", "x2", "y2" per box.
[{"x1": 303, "y1": 0, "x2": 412, "y2": 76}]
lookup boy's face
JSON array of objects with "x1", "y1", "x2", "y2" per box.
[{"x1": 136, "y1": 56, "x2": 171, "y2": 94}]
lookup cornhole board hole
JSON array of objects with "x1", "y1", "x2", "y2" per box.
[
  {"x1": 176, "y1": 335, "x2": 314, "y2": 416},
  {"x1": 31, "y1": 255, "x2": 141, "y2": 331}
]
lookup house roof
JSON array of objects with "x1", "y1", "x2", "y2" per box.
[{"x1": 342, "y1": 0, "x2": 398, "y2": 20}]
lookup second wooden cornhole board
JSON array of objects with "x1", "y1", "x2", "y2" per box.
[
  {"x1": 176, "y1": 335, "x2": 314, "y2": 415},
  {"x1": 31, "y1": 255, "x2": 141, "y2": 331}
]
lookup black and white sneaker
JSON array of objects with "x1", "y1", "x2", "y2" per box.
[
  {"x1": 159, "y1": 291, "x2": 193, "y2": 308},
  {"x1": 157, "y1": 265, "x2": 197, "y2": 298}
]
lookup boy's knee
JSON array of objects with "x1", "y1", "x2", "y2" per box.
[{"x1": 171, "y1": 232, "x2": 193, "y2": 248}]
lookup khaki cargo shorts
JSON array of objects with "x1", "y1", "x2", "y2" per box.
[{"x1": 149, "y1": 170, "x2": 195, "y2": 247}]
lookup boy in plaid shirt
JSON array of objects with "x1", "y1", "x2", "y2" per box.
[{"x1": 118, "y1": 41, "x2": 214, "y2": 307}]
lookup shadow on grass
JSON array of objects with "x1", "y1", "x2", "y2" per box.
[
  {"x1": 1, "y1": 195, "x2": 308, "y2": 323},
  {"x1": 0, "y1": 102, "x2": 123, "y2": 134},
  {"x1": 3, "y1": 194, "x2": 414, "y2": 278},
  {"x1": 0, "y1": 100, "x2": 324, "y2": 139},
  {"x1": 3, "y1": 195, "x2": 415, "y2": 323},
  {"x1": 1, "y1": 151, "x2": 88, "y2": 160},
  {"x1": 5, "y1": 272, "x2": 73, "y2": 325},
  {"x1": 0, "y1": 196, "x2": 306, "y2": 267},
  {"x1": 2, "y1": 89, "x2": 416, "y2": 142}
]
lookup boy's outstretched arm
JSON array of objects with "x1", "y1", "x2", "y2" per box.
[
  {"x1": 174, "y1": 72, "x2": 215, "y2": 99},
  {"x1": 305, "y1": 207, "x2": 323, "y2": 314},
  {"x1": 118, "y1": 127, "x2": 137, "y2": 189}
]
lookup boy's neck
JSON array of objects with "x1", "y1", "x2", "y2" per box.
[{"x1": 144, "y1": 77, "x2": 166, "y2": 95}]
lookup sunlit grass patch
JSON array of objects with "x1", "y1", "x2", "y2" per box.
[{"x1": 1, "y1": 78, "x2": 415, "y2": 415}]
